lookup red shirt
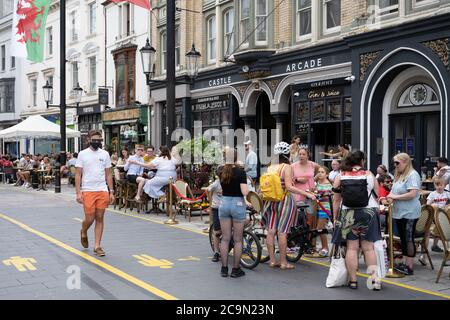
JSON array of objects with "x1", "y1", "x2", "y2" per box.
[{"x1": 379, "y1": 185, "x2": 389, "y2": 198}]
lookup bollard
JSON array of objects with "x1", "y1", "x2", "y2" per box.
[
  {"x1": 386, "y1": 204, "x2": 405, "y2": 278},
  {"x1": 164, "y1": 177, "x2": 178, "y2": 225},
  {"x1": 54, "y1": 164, "x2": 61, "y2": 193}
]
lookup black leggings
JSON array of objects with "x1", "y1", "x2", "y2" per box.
[{"x1": 395, "y1": 218, "x2": 418, "y2": 258}]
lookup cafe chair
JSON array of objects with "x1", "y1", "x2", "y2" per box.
[
  {"x1": 173, "y1": 179, "x2": 203, "y2": 222},
  {"x1": 68, "y1": 166, "x2": 76, "y2": 186},
  {"x1": 124, "y1": 182, "x2": 138, "y2": 213},
  {"x1": 43, "y1": 170, "x2": 56, "y2": 189},
  {"x1": 2, "y1": 166, "x2": 13, "y2": 184},
  {"x1": 113, "y1": 178, "x2": 127, "y2": 210},
  {"x1": 434, "y1": 208, "x2": 450, "y2": 283}
]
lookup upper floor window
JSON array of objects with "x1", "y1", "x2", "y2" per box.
[
  {"x1": 175, "y1": 27, "x2": 180, "y2": 67},
  {"x1": 240, "y1": 0, "x2": 250, "y2": 47},
  {"x1": 89, "y1": 57, "x2": 96, "y2": 92},
  {"x1": 323, "y1": 0, "x2": 341, "y2": 34},
  {"x1": 114, "y1": 48, "x2": 136, "y2": 107},
  {"x1": 0, "y1": 80, "x2": 14, "y2": 113},
  {"x1": 161, "y1": 31, "x2": 167, "y2": 73},
  {"x1": 70, "y1": 12, "x2": 78, "y2": 42},
  {"x1": 412, "y1": 0, "x2": 440, "y2": 8},
  {"x1": 47, "y1": 27, "x2": 53, "y2": 57},
  {"x1": 11, "y1": 56, "x2": 15, "y2": 69},
  {"x1": 118, "y1": 3, "x2": 133, "y2": 38},
  {"x1": 30, "y1": 79, "x2": 37, "y2": 107},
  {"x1": 223, "y1": 8, "x2": 235, "y2": 57},
  {"x1": 71, "y1": 62, "x2": 79, "y2": 89},
  {"x1": 0, "y1": 0, "x2": 13, "y2": 18},
  {"x1": 368, "y1": 0, "x2": 399, "y2": 20},
  {"x1": 207, "y1": 15, "x2": 217, "y2": 63},
  {"x1": 1, "y1": 45, "x2": 5, "y2": 71},
  {"x1": 297, "y1": 0, "x2": 312, "y2": 41},
  {"x1": 255, "y1": 0, "x2": 268, "y2": 45},
  {"x1": 89, "y1": 2, "x2": 97, "y2": 35}
]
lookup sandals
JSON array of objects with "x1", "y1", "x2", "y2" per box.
[
  {"x1": 80, "y1": 230, "x2": 88, "y2": 248},
  {"x1": 280, "y1": 263, "x2": 295, "y2": 270},
  {"x1": 268, "y1": 262, "x2": 281, "y2": 268},
  {"x1": 94, "y1": 247, "x2": 106, "y2": 257},
  {"x1": 348, "y1": 281, "x2": 358, "y2": 289}
]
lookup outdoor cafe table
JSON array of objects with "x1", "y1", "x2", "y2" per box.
[{"x1": 37, "y1": 170, "x2": 49, "y2": 191}]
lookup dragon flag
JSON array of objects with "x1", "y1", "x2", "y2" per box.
[
  {"x1": 11, "y1": 0, "x2": 51, "y2": 63},
  {"x1": 110, "y1": 0, "x2": 151, "y2": 10}
]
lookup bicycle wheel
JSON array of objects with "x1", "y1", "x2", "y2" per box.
[
  {"x1": 208, "y1": 225, "x2": 215, "y2": 253},
  {"x1": 286, "y1": 246, "x2": 304, "y2": 263},
  {"x1": 256, "y1": 233, "x2": 271, "y2": 263},
  {"x1": 240, "y1": 230, "x2": 262, "y2": 269}
]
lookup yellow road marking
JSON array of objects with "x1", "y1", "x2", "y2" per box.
[
  {"x1": 301, "y1": 257, "x2": 450, "y2": 300},
  {"x1": 177, "y1": 256, "x2": 201, "y2": 262},
  {"x1": 0, "y1": 213, "x2": 178, "y2": 300},
  {"x1": 133, "y1": 254, "x2": 174, "y2": 269},
  {"x1": 3, "y1": 256, "x2": 37, "y2": 272}
]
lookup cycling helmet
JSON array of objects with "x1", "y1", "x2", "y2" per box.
[{"x1": 274, "y1": 142, "x2": 290, "y2": 155}]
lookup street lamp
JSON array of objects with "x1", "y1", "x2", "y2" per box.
[
  {"x1": 140, "y1": 38, "x2": 156, "y2": 80},
  {"x1": 185, "y1": 43, "x2": 201, "y2": 79},
  {"x1": 42, "y1": 82, "x2": 84, "y2": 108}
]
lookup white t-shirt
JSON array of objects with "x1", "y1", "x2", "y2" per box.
[
  {"x1": 76, "y1": 148, "x2": 111, "y2": 192},
  {"x1": 150, "y1": 156, "x2": 179, "y2": 171},
  {"x1": 427, "y1": 191, "x2": 450, "y2": 209}
]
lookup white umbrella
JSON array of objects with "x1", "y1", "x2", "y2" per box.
[{"x1": 0, "y1": 115, "x2": 81, "y2": 141}]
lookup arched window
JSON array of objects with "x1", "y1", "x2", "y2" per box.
[
  {"x1": 398, "y1": 83, "x2": 439, "y2": 108},
  {"x1": 161, "y1": 31, "x2": 167, "y2": 73}
]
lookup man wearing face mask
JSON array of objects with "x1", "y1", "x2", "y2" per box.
[{"x1": 75, "y1": 130, "x2": 114, "y2": 257}]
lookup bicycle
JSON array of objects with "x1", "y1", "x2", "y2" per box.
[{"x1": 208, "y1": 208, "x2": 262, "y2": 269}]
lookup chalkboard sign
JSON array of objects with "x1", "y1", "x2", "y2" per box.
[{"x1": 99, "y1": 88, "x2": 109, "y2": 105}]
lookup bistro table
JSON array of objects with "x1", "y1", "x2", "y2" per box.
[{"x1": 37, "y1": 169, "x2": 49, "y2": 191}]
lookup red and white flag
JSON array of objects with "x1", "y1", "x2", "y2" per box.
[{"x1": 110, "y1": 0, "x2": 151, "y2": 10}]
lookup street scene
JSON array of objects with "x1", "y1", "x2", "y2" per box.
[{"x1": 1, "y1": 0, "x2": 450, "y2": 302}]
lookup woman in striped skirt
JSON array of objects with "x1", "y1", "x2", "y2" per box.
[{"x1": 262, "y1": 142, "x2": 317, "y2": 270}]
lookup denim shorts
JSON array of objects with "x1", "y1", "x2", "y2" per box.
[{"x1": 219, "y1": 196, "x2": 247, "y2": 222}]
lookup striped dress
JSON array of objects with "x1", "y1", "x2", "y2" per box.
[{"x1": 262, "y1": 164, "x2": 298, "y2": 234}]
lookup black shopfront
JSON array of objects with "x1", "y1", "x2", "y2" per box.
[{"x1": 77, "y1": 105, "x2": 102, "y2": 150}]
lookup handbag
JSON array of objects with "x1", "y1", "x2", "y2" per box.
[
  {"x1": 326, "y1": 245, "x2": 348, "y2": 288},
  {"x1": 373, "y1": 239, "x2": 387, "y2": 278}
]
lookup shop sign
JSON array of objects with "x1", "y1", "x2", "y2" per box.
[
  {"x1": 102, "y1": 108, "x2": 139, "y2": 122},
  {"x1": 307, "y1": 88, "x2": 341, "y2": 99},
  {"x1": 191, "y1": 95, "x2": 229, "y2": 112},
  {"x1": 285, "y1": 58, "x2": 323, "y2": 73},
  {"x1": 98, "y1": 88, "x2": 109, "y2": 105},
  {"x1": 208, "y1": 76, "x2": 232, "y2": 87},
  {"x1": 77, "y1": 105, "x2": 101, "y2": 115}
]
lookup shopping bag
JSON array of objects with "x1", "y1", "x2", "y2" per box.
[
  {"x1": 373, "y1": 240, "x2": 387, "y2": 278},
  {"x1": 326, "y1": 245, "x2": 348, "y2": 288}
]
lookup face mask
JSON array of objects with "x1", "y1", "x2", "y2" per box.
[{"x1": 90, "y1": 141, "x2": 102, "y2": 150}]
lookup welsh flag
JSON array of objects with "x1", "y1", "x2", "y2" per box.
[
  {"x1": 110, "y1": 0, "x2": 151, "y2": 10},
  {"x1": 11, "y1": 0, "x2": 51, "y2": 63}
]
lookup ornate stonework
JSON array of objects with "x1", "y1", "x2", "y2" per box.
[
  {"x1": 360, "y1": 51, "x2": 382, "y2": 81},
  {"x1": 422, "y1": 38, "x2": 450, "y2": 70},
  {"x1": 234, "y1": 85, "x2": 250, "y2": 99},
  {"x1": 264, "y1": 79, "x2": 282, "y2": 96}
]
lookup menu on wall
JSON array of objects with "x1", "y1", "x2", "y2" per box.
[{"x1": 191, "y1": 95, "x2": 231, "y2": 128}]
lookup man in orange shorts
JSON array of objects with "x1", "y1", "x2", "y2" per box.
[{"x1": 75, "y1": 130, "x2": 114, "y2": 256}]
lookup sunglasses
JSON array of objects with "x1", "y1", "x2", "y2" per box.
[{"x1": 385, "y1": 181, "x2": 393, "y2": 184}]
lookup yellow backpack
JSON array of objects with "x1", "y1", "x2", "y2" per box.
[{"x1": 259, "y1": 164, "x2": 286, "y2": 202}]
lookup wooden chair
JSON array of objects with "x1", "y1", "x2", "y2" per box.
[
  {"x1": 114, "y1": 178, "x2": 126, "y2": 210},
  {"x1": 124, "y1": 182, "x2": 138, "y2": 213},
  {"x1": 43, "y1": 170, "x2": 55, "y2": 189},
  {"x1": 173, "y1": 179, "x2": 203, "y2": 222},
  {"x1": 434, "y1": 207, "x2": 450, "y2": 283},
  {"x1": 68, "y1": 166, "x2": 76, "y2": 186}
]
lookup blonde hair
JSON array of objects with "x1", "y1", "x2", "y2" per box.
[{"x1": 394, "y1": 153, "x2": 414, "y2": 182}]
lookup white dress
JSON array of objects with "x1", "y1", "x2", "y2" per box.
[{"x1": 143, "y1": 157, "x2": 179, "y2": 199}]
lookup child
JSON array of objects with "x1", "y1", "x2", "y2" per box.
[
  {"x1": 314, "y1": 166, "x2": 333, "y2": 257},
  {"x1": 426, "y1": 177, "x2": 450, "y2": 253},
  {"x1": 207, "y1": 171, "x2": 223, "y2": 262}
]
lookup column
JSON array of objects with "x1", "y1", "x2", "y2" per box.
[{"x1": 272, "y1": 113, "x2": 288, "y2": 143}]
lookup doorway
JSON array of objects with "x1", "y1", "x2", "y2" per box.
[
  {"x1": 389, "y1": 112, "x2": 440, "y2": 171},
  {"x1": 256, "y1": 92, "x2": 275, "y2": 174}
]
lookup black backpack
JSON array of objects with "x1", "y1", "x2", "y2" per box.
[{"x1": 341, "y1": 171, "x2": 374, "y2": 208}]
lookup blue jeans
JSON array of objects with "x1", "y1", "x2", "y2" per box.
[{"x1": 219, "y1": 196, "x2": 246, "y2": 222}]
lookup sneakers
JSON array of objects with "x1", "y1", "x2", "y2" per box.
[
  {"x1": 220, "y1": 266, "x2": 228, "y2": 277},
  {"x1": 432, "y1": 245, "x2": 444, "y2": 253},
  {"x1": 318, "y1": 249, "x2": 329, "y2": 257},
  {"x1": 212, "y1": 252, "x2": 220, "y2": 262},
  {"x1": 394, "y1": 263, "x2": 414, "y2": 275},
  {"x1": 230, "y1": 268, "x2": 246, "y2": 278}
]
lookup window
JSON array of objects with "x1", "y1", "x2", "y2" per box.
[
  {"x1": 323, "y1": 0, "x2": 341, "y2": 33},
  {"x1": 31, "y1": 79, "x2": 37, "y2": 107},
  {"x1": 89, "y1": 57, "x2": 96, "y2": 92},
  {"x1": 89, "y1": 2, "x2": 97, "y2": 35},
  {"x1": 11, "y1": 56, "x2": 15, "y2": 69},
  {"x1": 240, "y1": 0, "x2": 250, "y2": 47},
  {"x1": 207, "y1": 15, "x2": 216, "y2": 63},
  {"x1": 255, "y1": 0, "x2": 268, "y2": 45},
  {"x1": 1, "y1": 0, "x2": 13, "y2": 18},
  {"x1": 223, "y1": 9, "x2": 235, "y2": 57},
  {"x1": 175, "y1": 27, "x2": 180, "y2": 67},
  {"x1": 71, "y1": 62, "x2": 79, "y2": 89},
  {"x1": 368, "y1": 0, "x2": 399, "y2": 19},
  {"x1": 1, "y1": 45, "x2": 5, "y2": 71},
  {"x1": 114, "y1": 48, "x2": 136, "y2": 107},
  {"x1": 47, "y1": 27, "x2": 53, "y2": 57},
  {"x1": 398, "y1": 84, "x2": 439, "y2": 107},
  {"x1": 124, "y1": 3, "x2": 131, "y2": 36},
  {"x1": 297, "y1": 0, "x2": 312, "y2": 40},
  {"x1": 70, "y1": 12, "x2": 78, "y2": 41},
  {"x1": 161, "y1": 31, "x2": 166, "y2": 73},
  {"x1": 412, "y1": 0, "x2": 440, "y2": 8}
]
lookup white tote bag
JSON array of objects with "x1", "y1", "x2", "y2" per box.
[
  {"x1": 373, "y1": 239, "x2": 387, "y2": 278},
  {"x1": 326, "y1": 246, "x2": 348, "y2": 288}
]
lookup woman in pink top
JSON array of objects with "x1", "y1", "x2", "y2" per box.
[{"x1": 291, "y1": 148, "x2": 321, "y2": 226}]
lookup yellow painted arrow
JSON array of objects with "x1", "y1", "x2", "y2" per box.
[
  {"x1": 133, "y1": 254, "x2": 173, "y2": 269},
  {"x1": 3, "y1": 256, "x2": 37, "y2": 272}
]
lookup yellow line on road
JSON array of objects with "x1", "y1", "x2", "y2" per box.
[
  {"x1": 0, "y1": 213, "x2": 178, "y2": 300},
  {"x1": 301, "y1": 257, "x2": 450, "y2": 300}
]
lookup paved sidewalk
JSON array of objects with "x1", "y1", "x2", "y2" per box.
[{"x1": 1, "y1": 182, "x2": 449, "y2": 298}]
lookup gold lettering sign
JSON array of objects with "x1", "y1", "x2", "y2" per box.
[
  {"x1": 102, "y1": 108, "x2": 140, "y2": 122},
  {"x1": 307, "y1": 89, "x2": 341, "y2": 99}
]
